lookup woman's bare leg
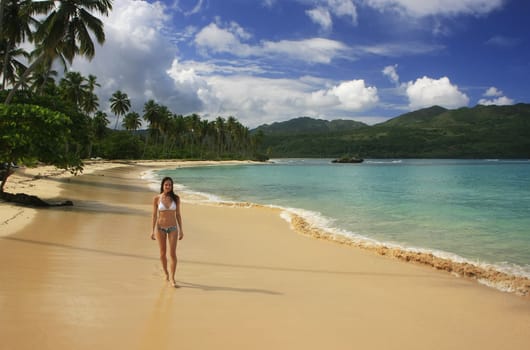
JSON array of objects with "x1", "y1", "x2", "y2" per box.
[
  {"x1": 155, "y1": 230, "x2": 169, "y2": 281},
  {"x1": 168, "y1": 231, "x2": 179, "y2": 287}
]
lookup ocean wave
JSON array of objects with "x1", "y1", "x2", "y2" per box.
[{"x1": 365, "y1": 160, "x2": 402, "y2": 164}]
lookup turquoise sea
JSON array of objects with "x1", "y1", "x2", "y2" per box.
[{"x1": 149, "y1": 159, "x2": 530, "y2": 282}]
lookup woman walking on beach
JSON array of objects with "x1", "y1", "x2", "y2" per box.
[{"x1": 151, "y1": 176, "x2": 184, "y2": 287}]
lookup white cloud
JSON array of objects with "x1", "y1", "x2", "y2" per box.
[
  {"x1": 326, "y1": 0, "x2": 358, "y2": 24},
  {"x1": 175, "y1": 0, "x2": 204, "y2": 16},
  {"x1": 195, "y1": 21, "x2": 349, "y2": 64},
  {"x1": 310, "y1": 80, "x2": 379, "y2": 110},
  {"x1": 358, "y1": 42, "x2": 444, "y2": 57},
  {"x1": 478, "y1": 96, "x2": 514, "y2": 106},
  {"x1": 382, "y1": 64, "x2": 400, "y2": 84},
  {"x1": 306, "y1": 7, "x2": 333, "y2": 31},
  {"x1": 478, "y1": 87, "x2": 514, "y2": 105},
  {"x1": 262, "y1": 38, "x2": 349, "y2": 64},
  {"x1": 485, "y1": 35, "x2": 520, "y2": 48},
  {"x1": 484, "y1": 86, "x2": 503, "y2": 97},
  {"x1": 405, "y1": 76, "x2": 469, "y2": 110},
  {"x1": 306, "y1": 0, "x2": 358, "y2": 29},
  {"x1": 194, "y1": 22, "x2": 253, "y2": 56},
  {"x1": 364, "y1": 0, "x2": 504, "y2": 17}
]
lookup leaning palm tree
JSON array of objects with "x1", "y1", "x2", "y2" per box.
[
  {"x1": 0, "y1": 44, "x2": 29, "y2": 89},
  {"x1": 30, "y1": 61, "x2": 58, "y2": 95},
  {"x1": 109, "y1": 90, "x2": 131, "y2": 129},
  {"x1": 4, "y1": 0, "x2": 113, "y2": 103},
  {"x1": 0, "y1": 0, "x2": 39, "y2": 89}
]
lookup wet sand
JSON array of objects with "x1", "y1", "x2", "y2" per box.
[{"x1": 0, "y1": 163, "x2": 529, "y2": 349}]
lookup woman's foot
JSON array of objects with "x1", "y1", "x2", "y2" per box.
[{"x1": 171, "y1": 279, "x2": 179, "y2": 288}]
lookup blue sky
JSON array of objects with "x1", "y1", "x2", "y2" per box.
[{"x1": 72, "y1": 0, "x2": 530, "y2": 128}]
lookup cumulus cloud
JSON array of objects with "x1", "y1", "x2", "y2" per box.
[
  {"x1": 194, "y1": 22, "x2": 253, "y2": 55},
  {"x1": 310, "y1": 80, "x2": 379, "y2": 110},
  {"x1": 478, "y1": 87, "x2": 514, "y2": 105},
  {"x1": 405, "y1": 76, "x2": 469, "y2": 110},
  {"x1": 364, "y1": 0, "x2": 504, "y2": 17},
  {"x1": 382, "y1": 64, "x2": 400, "y2": 84},
  {"x1": 167, "y1": 59, "x2": 379, "y2": 127}
]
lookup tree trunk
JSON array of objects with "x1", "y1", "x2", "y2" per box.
[{"x1": 0, "y1": 163, "x2": 13, "y2": 193}]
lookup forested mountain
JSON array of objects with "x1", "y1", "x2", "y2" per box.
[
  {"x1": 254, "y1": 117, "x2": 367, "y2": 135},
  {"x1": 253, "y1": 104, "x2": 530, "y2": 158}
]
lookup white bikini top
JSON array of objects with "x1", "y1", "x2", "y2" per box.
[{"x1": 158, "y1": 196, "x2": 176, "y2": 211}]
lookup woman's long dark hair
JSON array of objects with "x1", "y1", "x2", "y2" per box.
[{"x1": 160, "y1": 177, "x2": 179, "y2": 204}]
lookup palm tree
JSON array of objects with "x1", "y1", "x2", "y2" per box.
[
  {"x1": 0, "y1": 44, "x2": 29, "y2": 89},
  {"x1": 5, "y1": 0, "x2": 113, "y2": 103},
  {"x1": 109, "y1": 90, "x2": 131, "y2": 129},
  {"x1": 86, "y1": 74, "x2": 100, "y2": 93},
  {"x1": 81, "y1": 92, "x2": 99, "y2": 115},
  {"x1": 215, "y1": 116, "x2": 226, "y2": 157},
  {"x1": 92, "y1": 111, "x2": 109, "y2": 140},
  {"x1": 81, "y1": 74, "x2": 100, "y2": 115},
  {"x1": 122, "y1": 111, "x2": 141, "y2": 131},
  {"x1": 30, "y1": 62, "x2": 58, "y2": 95},
  {"x1": 0, "y1": 0, "x2": 38, "y2": 89},
  {"x1": 59, "y1": 71, "x2": 88, "y2": 107}
]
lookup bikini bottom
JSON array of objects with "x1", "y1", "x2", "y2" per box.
[{"x1": 158, "y1": 226, "x2": 178, "y2": 234}]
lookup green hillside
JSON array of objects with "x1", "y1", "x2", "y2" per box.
[
  {"x1": 255, "y1": 116, "x2": 367, "y2": 135},
  {"x1": 254, "y1": 104, "x2": 530, "y2": 158}
]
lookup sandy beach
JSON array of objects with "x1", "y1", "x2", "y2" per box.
[{"x1": 1, "y1": 161, "x2": 529, "y2": 350}]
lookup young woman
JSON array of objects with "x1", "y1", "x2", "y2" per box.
[{"x1": 151, "y1": 176, "x2": 184, "y2": 287}]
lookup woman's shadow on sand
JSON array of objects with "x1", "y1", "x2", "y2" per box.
[{"x1": 173, "y1": 280, "x2": 282, "y2": 295}]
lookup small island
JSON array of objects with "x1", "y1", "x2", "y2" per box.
[{"x1": 331, "y1": 156, "x2": 364, "y2": 164}]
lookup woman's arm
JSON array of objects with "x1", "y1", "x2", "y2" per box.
[
  {"x1": 151, "y1": 195, "x2": 159, "y2": 239},
  {"x1": 176, "y1": 200, "x2": 184, "y2": 240}
]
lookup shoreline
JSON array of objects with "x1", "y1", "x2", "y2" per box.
[
  {"x1": 4, "y1": 159, "x2": 527, "y2": 297},
  {"x1": 1, "y1": 161, "x2": 529, "y2": 349},
  {"x1": 142, "y1": 167, "x2": 530, "y2": 298},
  {"x1": 0, "y1": 159, "x2": 258, "y2": 238}
]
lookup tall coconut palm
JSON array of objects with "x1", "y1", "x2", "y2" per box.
[
  {"x1": 215, "y1": 116, "x2": 226, "y2": 156},
  {"x1": 122, "y1": 111, "x2": 141, "y2": 131},
  {"x1": 92, "y1": 110, "x2": 109, "y2": 140},
  {"x1": 59, "y1": 71, "x2": 88, "y2": 107},
  {"x1": 86, "y1": 74, "x2": 100, "y2": 93},
  {"x1": 5, "y1": 0, "x2": 113, "y2": 103},
  {"x1": 109, "y1": 90, "x2": 130, "y2": 129},
  {"x1": 81, "y1": 92, "x2": 99, "y2": 115},
  {"x1": 81, "y1": 74, "x2": 100, "y2": 115}
]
